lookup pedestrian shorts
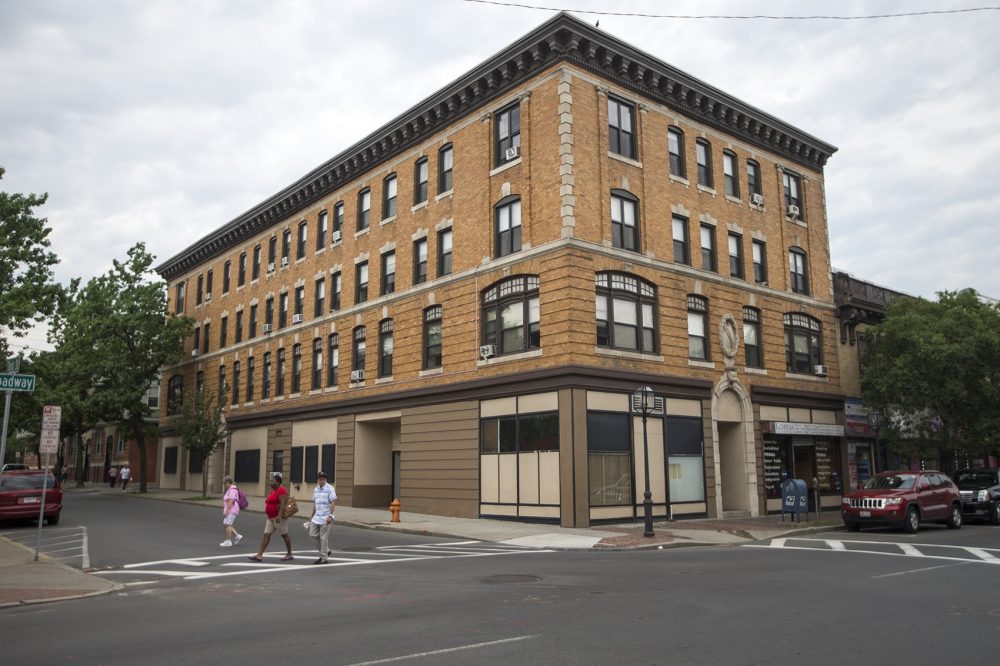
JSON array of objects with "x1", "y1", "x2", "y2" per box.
[
  {"x1": 223, "y1": 513, "x2": 237, "y2": 526},
  {"x1": 264, "y1": 517, "x2": 287, "y2": 535}
]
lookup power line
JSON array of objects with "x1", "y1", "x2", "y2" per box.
[{"x1": 461, "y1": 0, "x2": 1000, "y2": 20}]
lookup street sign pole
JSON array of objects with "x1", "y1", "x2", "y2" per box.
[
  {"x1": 35, "y1": 452, "x2": 50, "y2": 561},
  {"x1": 36, "y1": 406, "x2": 62, "y2": 562},
  {"x1": 0, "y1": 387, "x2": 12, "y2": 482}
]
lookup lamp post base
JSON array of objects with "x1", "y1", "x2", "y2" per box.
[{"x1": 642, "y1": 491, "x2": 655, "y2": 537}]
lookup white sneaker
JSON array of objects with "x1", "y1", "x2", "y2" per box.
[
  {"x1": 219, "y1": 540, "x2": 233, "y2": 547},
  {"x1": 233, "y1": 534, "x2": 243, "y2": 545}
]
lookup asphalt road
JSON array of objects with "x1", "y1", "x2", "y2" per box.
[{"x1": 2, "y1": 492, "x2": 999, "y2": 665}]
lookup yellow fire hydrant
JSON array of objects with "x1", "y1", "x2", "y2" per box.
[{"x1": 389, "y1": 498, "x2": 401, "y2": 523}]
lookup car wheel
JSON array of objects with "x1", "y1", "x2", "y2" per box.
[
  {"x1": 46, "y1": 513, "x2": 60, "y2": 526},
  {"x1": 946, "y1": 504, "x2": 962, "y2": 529},
  {"x1": 903, "y1": 506, "x2": 919, "y2": 533},
  {"x1": 846, "y1": 522, "x2": 861, "y2": 532},
  {"x1": 991, "y1": 502, "x2": 1000, "y2": 526}
]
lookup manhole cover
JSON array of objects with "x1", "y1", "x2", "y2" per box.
[
  {"x1": 482, "y1": 574, "x2": 541, "y2": 584},
  {"x1": 342, "y1": 546, "x2": 374, "y2": 552}
]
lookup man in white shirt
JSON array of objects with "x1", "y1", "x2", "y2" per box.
[
  {"x1": 307, "y1": 471, "x2": 337, "y2": 564},
  {"x1": 119, "y1": 465, "x2": 130, "y2": 492}
]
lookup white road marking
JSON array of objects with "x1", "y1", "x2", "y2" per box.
[
  {"x1": 342, "y1": 634, "x2": 539, "y2": 666},
  {"x1": 899, "y1": 544, "x2": 922, "y2": 556},
  {"x1": 965, "y1": 547, "x2": 1000, "y2": 563},
  {"x1": 827, "y1": 540, "x2": 846, "y2": 550},
  {"x1": 745, "y1": 538, "x2": 1000, "y2": 568},
  {"x1": 872, "y1": 562, "x2": 974, "y2": 579}
]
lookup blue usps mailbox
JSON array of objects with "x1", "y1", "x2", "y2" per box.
[{"x1": 781, "y1": 478, "x2": 808, "y2": 521}]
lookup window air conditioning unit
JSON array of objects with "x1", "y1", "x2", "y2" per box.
[
  {"x1": 204, "y1": 292, "x2": 212, "y2": 302},
  {"x1": 787, "y1": 204, "x2": 801, "y2": 217},
  {"x1": 292, "y1": 314, "x2": 303, "y2": 324},
  {"x1": 281, "y1": 257, "x2": 290, "y2": 267},
  {"x1": 350, "y1": 369, "x2": 365, "y2": 382},
  {"x1": 504, "y1": 145, "x2": 520, "y2": 161},
  {"x1": 814, "y1": 364, "x2": 829, "y2": 377},
  {"x1": 479, "y1": 344, "x2": 496, "y2": 359},
  {"x1": 262, "y1": 323, "x2": 273, "y2": 333},
  {"x1": 751, "y1": 193, "x2": 764, "y2": 206},
  {"x1": 332, "y1": 230, "x2": 342, "y2": 243},
  {"x1": 267, "y1": 262, "x2": 276, "y2": 273},
  {"x1": 191, "y1": 349, "x2": 199, "y2": 358}
]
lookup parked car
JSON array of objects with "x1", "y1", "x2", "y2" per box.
[
  {"x1": 841, "y1": 470, "x2": 962, "y2": 533},
  {"x1": 0, "y1": 469, "x2": 62, "y2": 525},
  {"x1": 1, "y1": 463, "x2": 29, "y2": 471},
  {"x1": 954, "y1": 469, "x2": 1000, "y2": 525}
]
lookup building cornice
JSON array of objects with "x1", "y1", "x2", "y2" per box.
[{"x1": 155, "y1": 12, "x2": 837, "y2": 281}]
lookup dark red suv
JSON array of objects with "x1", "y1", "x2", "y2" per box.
[
  {"x1": 841, "y1": 470, "x2": 962, "y2": 533},
  {"x1": 0, "y1": 470, "x2": 62, "y2": 525}
]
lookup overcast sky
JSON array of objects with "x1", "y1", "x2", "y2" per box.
[{"x1": 2, "y1": 0, "x2": 999, "y2": 353}]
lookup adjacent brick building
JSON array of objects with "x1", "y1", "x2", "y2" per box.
[{"x1": 155, "y1": 13, "x2": 846, "y2": 525}]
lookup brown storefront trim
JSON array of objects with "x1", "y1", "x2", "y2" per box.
[{"x1": 750, "y1": 384, "x2": 845, "y2": 410}]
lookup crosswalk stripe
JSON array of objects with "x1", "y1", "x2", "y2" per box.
[
  {"x1": 744, "y1": 537, "x2": 1000, "y2": 567},
  {"x1": 899, "y1": 544, "x2": 922, "y2": 556}
]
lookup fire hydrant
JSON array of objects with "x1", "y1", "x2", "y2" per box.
[{"x1": 389, "y1": 498, "x2": 401, "y2": 523}]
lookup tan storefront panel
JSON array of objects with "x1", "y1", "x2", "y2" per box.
[
  {"x1": 481, "y1": 397, "x2": 517, "y2": 417},
  {"x1": 292, "y1": 418, "x2": 337, "y2": 445},
  {"x1": 539, "y1": 451, "x2": 560, "y2": 505},
  {"x1": 788, "y1": 407, "x2": 811, "y2": 423},
  {"x1": 498, "y1": 455, "x2": 518, "y2": 503},
  {"x1": 633, "y1": 416, "x2": 666, "y2": 503},
  {"x1": 481, "y1": 504, "x2": 518, "y2": 516},
  {"x1": 518, "y1": 505, "x2": 559, "y2": 518},
  {"x1": 518, "y1": 453, "x2": 540, "y2": 504},
  {"x1": 590, "y1": 506, "x2": 633, "y2": 521},
  {"x1": 811, "y1": 410, "x2": 837, "y2": 425},
  {"x1": 671, "y1": 501, "x2": 707, "y2": 516},
  {"x1": 518, "y1": 392, "x2": 558, "y2": 414},
  {"x1": 760, "y1": 406, "x2": 788, "y2": 422},
  {"x1": 587, "y1": 391, "x2": 628, "y2": 412},
  {"x1": 159, "y1": 436, "x2": 182, "y2": 490},
  {"x1": 666, "y1": 398, "x2": 701, "y2": 417},
  {"x1": 480, "y1": 455, "x2": 499, "y2": 503}
]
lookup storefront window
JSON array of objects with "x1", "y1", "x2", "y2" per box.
[
  {"x1": 587, "y1": 412, "x2": 632, "y2": 506},
  {"x1": 763, "y1": 435, "x2": 791, "y2": 499},
  {"x1": 666, "y1": 416, "x2": 705, "y2": 502}
]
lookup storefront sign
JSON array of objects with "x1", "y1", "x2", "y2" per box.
[
  {"x1": 844, "y1": 398, "x2": 872, "y2": 437},
  {"x1": 771, "y1": 422, "x2": 844, "y2": 437}
]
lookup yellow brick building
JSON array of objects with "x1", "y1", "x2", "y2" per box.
[{"x1": 156, "y1": 13, "x2": 846, "y2": 525}]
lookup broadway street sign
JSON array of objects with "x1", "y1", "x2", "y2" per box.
[{"x1": 0, "y1": 374, "x2": 36, "y2": 392}]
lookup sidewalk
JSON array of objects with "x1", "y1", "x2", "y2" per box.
[{"x1": 1, "y1": 483, "x2": 841, "y2": 608}]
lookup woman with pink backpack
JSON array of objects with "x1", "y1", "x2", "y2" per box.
[{"x1": 220, "y1": 476, "x2": 246, "y2": 547}]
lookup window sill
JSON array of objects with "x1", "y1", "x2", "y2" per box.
[
  {"x1": 349, "y1": 380, "x2": 365, "y2": 388},
  {"x1": 419, "y1": 367, "x2": 443, "y2": 378},
  {"x1": 784, "y1": 372, "x2": 827, "y2": 382},
  {"x1": 668, "y1": 174, "x2": 689, "y2": 186},
  {"x1": 435, "y1": 189, "x2": 454, "y2": 202},
  {"x1": 745, "y1": 367, "x2": 768, "y2": 376},
  {"x1": 354, "y1": 227, "x2": 370, "y2": 239},
  {"x1": 608, "y1": 152, "x2": 642, "y2": 168},
  {"x1": 697, "y1": 185, "x2": 717, "y2": 196},
  {"x1": 375, "y1": 376, "x2": 393, "y2": 385},
  {"x1": 411, "y1": 201, "x2": 428, "y2": 213},
  {"x1": 490, "y1": 157, "x2": 522, "y2": 176},
  {"x1": 379, "y1": 215, "x2": 397, "y2": 228},
  {"x1": 687, "y1": 359, "x2": 716, "y2": 369},
  {"x1": 725, "y1": 195, "x2": 742, "y2": 205},
  {"x1": 478, "y1": 348, "x2": 542, "y2": 367},
  {"x1": 788, "y1": 217, "x2": 808, "y2": 228},
  {"x1": 595, "y1": 347, "x2": 664, "y2": 362},
  {"x1": 323, "y1": 385, "x2": 339, "y2": 393}
]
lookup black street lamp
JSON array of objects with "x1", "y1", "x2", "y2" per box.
[
  {"x1": 868, "y1": 408, "x2": 885, "y2": 472},
  {"x1": 632, "y1": 386, "x2": 656, "y2": 537}
]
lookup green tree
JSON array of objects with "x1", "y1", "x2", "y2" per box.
[
  {"x1": 173, "y1": 383, "x2": 227, "y2": 499},
  {"x1": 0, "y1": 166, "x2": 60, "y2": 359},
  {"x1": 862, "y1": 289, "x2": 1000, "y2": 464}
]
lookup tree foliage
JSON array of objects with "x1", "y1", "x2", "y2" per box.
[
  {"x1": 862, "y1": 290, "x2": 1000, "y2": 461},
  {"x1": 0, "y1": 166, "x2": 60, "y2": 359},
  {"x1": 173, "y1": 383, "x2": 227, "y2": 498}
]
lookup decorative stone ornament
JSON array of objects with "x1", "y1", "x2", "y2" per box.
[{"x1": 719, "y1": 314, "x2": 740, "y2": 379}]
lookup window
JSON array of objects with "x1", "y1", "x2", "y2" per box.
[
  {"x1": 355, "y1": 261, "x2": 368, "y2": 304},
  {"x1": 700, "y1": 225, "x2": 716, "y2": 272},
  {"x1": 783, "y1": 171, "x2": 802, "y2": 213},
  {"x1": 784, "y1": 313, "x2": 822, "y2": 374},
  {"x1": 291, "y1": 344, "x2": 302, "y2": 393},
  {"x1": 610, "y1": 190, "x2": 639, "y2": 251},
  {"x1": 668, "y1": 126, "x2": 685, "y2": 177},
  {"x1": 357, "y1": 188, "x2": 371, "y2": 231},
  {"x1": 279, "y1": 292, "x2": 288, "y2": 328},
  {"x1": 438, "y1": 144, "x2": 453, "y2": 193},
  {"x1": 314, "y1": 278, "x2": 325, "y2": 316},
  {"x1": 252, "y1": 245, "x2": 261, "y2": 280},
  {"x1": 311, "y1": 338, "x2": 323, "y2": 390},
  {"x1": 413, "y1": 238, "x2": 428, "y2": 285},
  {"x1": 672, "y1": 216, "x2": 689, "y2": 265},
  {"x1": 743, "y1": 307, "x2": 762, "y2": 368},
  {"x1": 294, "y1": 286, "x2": 304, "y2": 318},
  {"x1": 331, "y1": 271, "x2": 342, "y2": 311},
  {"x1": 423, "y1": 306, "x2": 442, "y2": 369},
  {"x1": 437, "y1": 229, "x2": 452, "y2": 276},
  {"x1": 382, "y1": 174, "x2": 397, "y2": 219},
  {"x1": 381, "y1": 251, "x2": 396, "y2": 296},
  {"x1": 265, "y1": 297, "x2": 274, "y2": 328},
  {"x1": 481, "y1": 412, "x2": 559, "y2": 455},
  {"x1": 276, "y1": 348, "x2": 285, "y2": 396},
  {"x1": 495, "y1": 102, "x2": 521, "y2": 166},
  {"x1": 587, "y1": 412, "x2": 632, "y2": 506},
  {"x1": 238, "y1": 253, "x2": 247, "y2": 287},
  {"x1": 696, "y1": 139, "x2": 713, "y2": 188},
  {"x1": 205, "y1": 270, "x2": 214, "y2": 299},
  {"x1": 267, "y1": 236, "x2": 277, "y2": 268},
  {"x1": 246, "y1": 356, "x2": 255, "y2": 402},
  {"x1": 192, "y1": 326, "x2": 200, "y2": 353},
  {"x1": 219, "y1": 316, "x2": 228, "y2": 348},
  {"x1": 317, "y1": 210, "x2": 328, "y2": 249},
  {"x1": 595, "y1": 272, "x2": 657, "y2": 353},
  {"x1": 231, "y1": 361, "x2": 240, "y2": 405},
  {"x1": 262, "y1": 352, "x2": 271, "y2": 399},
  {"x1": 281, "y1": 230, "x2": 291, "y2": 263},
  {"x1": 333, "y1": 202, "x2": 344, "y2": 236},
  {"x1": 752, "y1": 240, "x2": 768, "y2": 284},
  {"x1": 196, "y1": 274, "x2": 203, "y2": 305},
  {"x1": 728, "y1": 233, "x2": 744, "y2": 279},
  {"x1": 235, "y1": 311, "x2": 243, "y2": 343},
  {"x1": 174, "y1": 281, "x2": 185, "y2": 314},
  {"x1": 666, "y1": 416, "x2": 706, "y2": 502},
  {"x1": 789, "y1": 247, "x2": 809, "y2": 294},
  {"x1": 249, "y1": 304, "x2": 258, "y2": 338},
  {"x1": 352, "y1": 326, "x2": 366, "y2": 372},
  {"x1": 218, "y1": 364, "x2": 226, "y2": 401},
  {"x1": 195, "y1": 371, "x2": 204, "y2": 394},
  {"x1": 495, "y1": 196, "x2": 521, "y2": 257},
  {"x1": 327, "y1": 333, "x2": 339, "y2": 386},
  {"x1": 378, "y1": 319, "x2": 393, "y2": 378},
  {"x1": 223, "y1": 261, "x2": 231, "y2": 294},
  {"x1": 687, "y1": 295, "x2": 708, "y2": 360},
  {"x1": 414, "y1": 158, "x2": 429, "y2": 204},
  {"x1": 608, "y1": 96, "x2": 636, "y2": 159},
  {"x1": 723, "y1": 150, "x2": 739, "y2": 197},
  {"x1": 747, "y1": 160, "x2": 761, "y2": 198},
  {"x1": 482, "y1": 275, "x2": 540, "y2": 356},
  {"x1": 167, "y1": 375, "x2": 184, "y2": 414},
  {"x1": 297, "y1": 221, "x2": 307, "y2": 260},
  {"x1": 202, "y1": 323, "x2": 210, "y2": 354}
]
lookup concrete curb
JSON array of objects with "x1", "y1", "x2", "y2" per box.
[{"x1": 0, "y1": 537, "x2": 122, "y2": 608}]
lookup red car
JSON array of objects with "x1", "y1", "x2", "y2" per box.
[
  {"x1": 841, "y1": 470, "x2": 962, "y2": 533},
  {"x1": 0, "y1": 469, "x2": 62, "y2": 525}
]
